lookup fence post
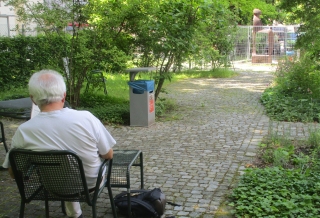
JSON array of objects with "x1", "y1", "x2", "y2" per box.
[{"x1": 247, "y1": 27, "x2": 251, "y2": 60}]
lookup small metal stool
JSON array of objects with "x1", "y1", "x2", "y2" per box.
[{"x1": 111, "y1": 150, "x2": 144, "y2": 217}]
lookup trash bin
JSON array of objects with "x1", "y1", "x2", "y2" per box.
[{"x1": 128, "y1": 80, "x2": 155, "y2": 127}]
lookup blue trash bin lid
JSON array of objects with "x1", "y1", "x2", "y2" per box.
[{"x1": 128, "y1": 80, "x2": 154, "y2": 91}]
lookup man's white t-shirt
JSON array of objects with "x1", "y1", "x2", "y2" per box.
[{"x1": 2, "y1": 108, "x2": 116, "y2": 188}]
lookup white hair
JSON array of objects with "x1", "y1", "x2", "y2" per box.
[{"x1": 28, "y1": 69, "x2": 66, "y2": 107}]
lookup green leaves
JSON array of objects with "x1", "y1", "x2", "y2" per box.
[
  {"x1": 0, "y1": 35, "x2": 67, "y2": 90},
  {"x1": 261, "y1": 55, "x2": 320, "y2": 123},
  {"x1": 230, "y1": 128, "x2": 320, "y2": 217},
  {"x1": 230, "y1": 167, "x2": 320, "y2": 217},
  {"x1": 78, "y1": 93, "x2": 130, "y2": 125}
]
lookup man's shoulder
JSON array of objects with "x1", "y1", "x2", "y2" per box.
[
  {"x1": 62, "y1": 108, "x2": 97, "y2": 121},
  {"x1": 64, "y1": 108, "x2": 93, "y2": 116}
]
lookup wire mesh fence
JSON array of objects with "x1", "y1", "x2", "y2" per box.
[
  {"x1": 0, "y1": 16, "x2": 38, "y2": 37},
  {"x1": 0, "y1": 16, "x2": 13, "y2": 37},
  {"x1": 233, "y1": 25, "x2": 299, "y2": 64}
]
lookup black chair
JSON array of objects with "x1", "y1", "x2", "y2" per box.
[
  {"x1": 85, "y1": 69, "x2": 107, "y2": 94},
  {"x1": 0, "y1": 121, "x2": 8, "y2": 153},
  {"x1": 9, "y1": 148, "x2": 117, "y2": 218}
]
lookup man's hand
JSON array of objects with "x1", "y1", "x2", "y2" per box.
[{"x1": 100, "y1": 148, "x2": 113, "y2": 160}]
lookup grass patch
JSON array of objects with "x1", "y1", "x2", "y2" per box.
[
  {"x1": 0, "y1": 87, "x2": 29, "y2": 101},
  {"x1": 102, "y1": 73, "x2": 155, "y2": 101},
  {"x1": 0, "y1": 68, "x2": 236, "y2": 124},
  {"x1": 214, "y1": 201, "x2": 237, "y2": 218},
  {"x1": 171, "y1": 68, "x2": 237, "y2": 82}
]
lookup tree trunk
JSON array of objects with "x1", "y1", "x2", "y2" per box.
[
  {"x1": 155, "y1": 77, "x2": 164, "y2": 101},
  {"x1": 155, "y1": 53, "x2": 175, "y2": 101}
]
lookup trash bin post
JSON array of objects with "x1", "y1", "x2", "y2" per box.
[
  {"x1": 126, "y1": 67, "x2": 156, "y2": 127},
  {"x1": 128, "y1": 80, "x2": 155, "y2": 127}
]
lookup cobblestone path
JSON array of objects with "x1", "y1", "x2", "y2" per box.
[{"x1": 1, "y1": 65, "x2": 317, "y2": 218}]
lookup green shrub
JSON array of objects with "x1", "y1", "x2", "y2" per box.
[
  {"x1": 308, "y1": 128, "x2": 320, "y2": 148},
  {"x1": 0, "y1": 35, "x2": 69, "y2": 90},
  {"x1": 229, "y1": 167, "x2": 320, "y2": 218},
  {"x1": 78, "y1": 93, "x2": 130, "y2": 125},
  {"x1": 261, "y1": 87, "x2": 320, "y2": 122},
  {"x1": 229, "y1": 128, "x2": 320, "y2": 218},
  {"x1": 261, "y1": 55, "x2": 320, "y2": 122},
  {"x1": 85, "y1": 105, "x2": 130, "y2": 125},
  {"x1": 274, "y1": 55, "x2": 320, "y2": 99},
  {"x1": 258, "y1": 130, "x2": 295, "y2": 167},
  {"x1": 0, "y1": 87, "x2": 29, "y2": 101},
  {"x1": 155, "y1": 97, "x2": 177, "y2": 116}
]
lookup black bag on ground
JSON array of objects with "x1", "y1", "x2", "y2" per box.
[{"x1": 114, "y1": 188, "x2": 166, "y2": 217}]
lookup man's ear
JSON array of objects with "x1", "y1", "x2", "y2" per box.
[
  {"x1": 30, "y1": 95, "x2": 37, "y2": 105},
  {"x1": 62, "y1": 92, "x2": 66, "y2": 103}
]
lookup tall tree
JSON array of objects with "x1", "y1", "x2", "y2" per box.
[
  {"x1": 131, "y1": 0, "x2": 239, "y2": 100},
  {"x1": 191, "y1": 0, "x2": 238, "y2": 70},
  {"x1": 228, "y1": 0, "x2": 278, "y2": 25},
  {"x1": 137, "y1": 0, "x2": 201, "y2": 100}
]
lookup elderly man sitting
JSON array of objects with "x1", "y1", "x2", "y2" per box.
[{"x1": 2, "y1": 69, "x2": 116, "y2": 218}]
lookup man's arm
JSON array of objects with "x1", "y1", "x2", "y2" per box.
[{"x1": 100, "y1": 148, "x2": 113, "y2": 160}]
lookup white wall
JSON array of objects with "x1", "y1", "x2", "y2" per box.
[
  {"x1": 0, "y1": 0, "x2": 87, "y2": 36},
  {"x1": 0, "y1": 1, "x2": 16, "y2": 36},
  {"x1": 0, "y1": 0, "x2": 41, "y2": 36}
]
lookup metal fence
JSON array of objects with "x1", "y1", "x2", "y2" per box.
[
  {"x1": 0, "y1": 15, "x2": 38, "y2": 37},
  {"x1": 0, "y1": 16, "x2": 13, "y2": 37},
  {"x1": 232, "y1": 25, "x2": 299, "y2": 63}
]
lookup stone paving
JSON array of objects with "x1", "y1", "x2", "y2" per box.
[{"x1": 0, "y1": 63, "x2": 319, "y2": 218}]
